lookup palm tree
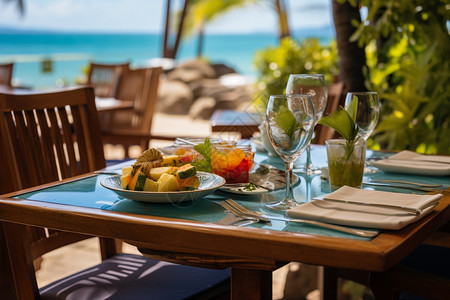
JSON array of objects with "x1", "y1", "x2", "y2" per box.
[
  {"x1": 332, "y1": 0, "x2": 367, "y2": 91},
  {"x1": 162, "y1": 0, "x2": 190, "y2": 59},
  {"x1": 1, "y1": 0, "x2": 24, "y2": 14},
  {"x1": 184, "y1": 0, "x2": 291, "y2": 58}
]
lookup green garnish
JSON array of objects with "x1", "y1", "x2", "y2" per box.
[
  {"x1": 274, "y1": 106, "x2": 299, "y2": 141},
  {"x1": 191, "y1": 137, "x2": 214, "y2": 173},
  {"x1": 318, "y1": 96, "x2": 360, "y2": 157},
  {"x1": 237, "y1": 183, "x2": 257, "y2": 192}
]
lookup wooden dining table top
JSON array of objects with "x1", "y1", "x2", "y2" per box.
[{"x1": 1, "y1": 145, "x2": 449, "y2": 299}]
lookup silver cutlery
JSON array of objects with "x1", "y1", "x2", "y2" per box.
[
  {"x1": 366, "y1": 180, "x2": 442, "y2": 188},
  {"x1": 94, "y1": 170, "x2": 122, "y2": 175},
  {"x1": 313, "y1": 196, "x2": 423, "y2": 216},
  {"x1": 215, "y1": 214, "x2": 258, "y2": 226},
  {"x1": 362, "y1": 182, "x2": 440, "y2": 192},
  {"x1": 221, "y1": 199, "x2": 378, "y2": 238}
]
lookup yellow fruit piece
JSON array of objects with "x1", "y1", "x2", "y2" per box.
[
  {"x1": 149, "y1": 166, "x2": 176, "y2": 181},
  {"x1": 122, "y1": 166, "x2": 132, "y2": 176},
  {"x1": 127, "y1": 168, "x2": 142, "y2": 190},
  {"x1": 227, "y1": 148, "x2": 244, "y2": 169},
  {"x1": 121, "y1": 174, "x2": 131, "y2": 189},
  {"x1": 157, "y1": 173, "x2": 179, "y2": 192},
  {"x1": 143, "y1": 178, "x2": 159, "y2": 192},
  {"x1": 162, "y1": 155, "x2": 180, "y2": 166},
  {"x1": 211, "y1": 151, "x2": 228, "y2": 171}
]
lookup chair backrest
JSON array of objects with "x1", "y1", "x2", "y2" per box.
[
  {"x1": 0, "y1": 63, "x2": 14, "y2": 87},
  {"x1": 0, "y1": 87, "x2": 105, "y2": 193},
  {"x1": 0, "y1": 86, "x2": 118, "y2": 298},
  {"x1": 109, "y1": 66, "x2": 163, "y2": 134},
  {"x1": 314, "y1": 82, "x2": 345, "y2": 145},
  {"x1": 87, "y1": 62, "x2": 130, "y2": 98}
]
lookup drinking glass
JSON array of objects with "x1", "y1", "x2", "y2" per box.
[
  {"x1": 344, "y1": 91, "x2": 380, "y2": 173},
  {"x1": 265, "y1": 94, "x2": 316, "y2": 210},
  {"x1": 286, "y1": 74, "x2": 327, "y2": 175}
]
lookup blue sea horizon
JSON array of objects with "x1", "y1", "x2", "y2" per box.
[{"x1": 0, "y1": 29, "x2": 334, "y2": 89}]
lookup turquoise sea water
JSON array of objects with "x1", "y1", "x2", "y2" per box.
[{"x1": 0, "y1": 31, "x2": 332, "y2": 88}]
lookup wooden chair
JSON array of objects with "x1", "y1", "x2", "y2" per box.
[
  {"x1": 101, "y1": 66, "x2": 174, "y2": 158},
  {"x1": 314, "y1": 82, "x2": 344, "y2": 145},
  {"x1": 0, "y1": 87, "x2": 230, "y2": 299},
  {"x1": 87, "y1": 62, "x2": 130, "y2": 98},
  {"x1": 0, "y1": 62, "x2": 13, "y2": 88}
]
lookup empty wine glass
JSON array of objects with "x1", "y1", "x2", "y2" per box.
[
  {"x1": 344, "y1": 91, "x2": 381, "y2": 173},
  {"x1": 286, "y1": 74, "x2": 327, "y2": 175},
  {"x1": 265, "y1": 94, "x2": 316, "y2": 210}
]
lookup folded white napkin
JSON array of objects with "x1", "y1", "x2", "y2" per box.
[
  {"x1": 372, "y1": 150, "x2": 450, "y2": 176},
  {"x1": 287, "y1": 186, "x2": 443, "y2": 230}
]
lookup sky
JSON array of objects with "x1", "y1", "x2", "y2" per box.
[{"x1": 0, "y1": 0, "x2": 333, "y2": 34}]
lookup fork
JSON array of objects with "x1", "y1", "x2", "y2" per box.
[{"x1": 223, "y1": 199, "x2": 379, "y2": 238}]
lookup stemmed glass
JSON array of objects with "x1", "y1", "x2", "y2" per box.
[
  {"x1": 265, "y1": 94, "x2": 316, "y2": 210},
  {"x1": 344, "y1": 91, "x2": 381, "y2": 173},
  {"x1": 286, "y1": 74, "x2": 327, "y2": 175}
]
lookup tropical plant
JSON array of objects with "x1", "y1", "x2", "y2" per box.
[
  {"x1": 253, "y1": 37, "x2": 339, "y2": 109},
  {"x1": 344, "y1": 0, "x2": 450, "y2": 154},
  {"x1": 332, "y1": 0, "x2": 367, "y2": 91},
  {"x1": 184, "y1": 0, "x2": 291, "y2": 58}
]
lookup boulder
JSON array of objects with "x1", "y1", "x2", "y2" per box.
[
  {"x1": 189, "y1": 96, "x2": 216, "y2": 120},
  {"x1": 167, "y1": 59, "x2": 216, "y2": 83},
  {"x1": 211, "y1": 63, "x2": 236, "y2": 77},
  {"x1": 214, "y1": 91, "x2": 248, "y2": 110},
  {"x1": 157, "y1": 80, "x2": 193, "y2": 114},
  {"x1": 166, "y1": 68, "x2": 205, "y2": 84}
]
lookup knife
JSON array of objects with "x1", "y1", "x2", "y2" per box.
[
  {"x1": 312, "y1": 196, "x2": 424, "y2": 216},
  {"x1": 362, "y1": 182, "x2": 440, "y2": 192}
]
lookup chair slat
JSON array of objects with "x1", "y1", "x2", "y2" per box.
[
  {"x1": 35, "y1": 109, "x2": 59, "y2": 183},
  {"x1": 59, "y1": 106, "x2": 79, "y2": 177},
  {"x1": 48, "y1": 107, "x2": 71, "y2": 179}
]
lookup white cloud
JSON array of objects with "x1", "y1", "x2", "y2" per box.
[{"x1": 0, "y1": 0, "x2": 331, "y2": 33}]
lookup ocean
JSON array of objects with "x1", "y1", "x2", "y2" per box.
[{"x1": 0, "y1": 30, "x2": 333, "y2": 89}]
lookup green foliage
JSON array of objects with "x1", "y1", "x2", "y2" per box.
[
  {"x1": 253, "y1": 37, "x2": 339, "y2": 108},
  {"x1": 346, "y1": 0, "x2": 450, "y2": 154},
  {"x1": 191, "y1": 137, "x2": 214, "y2": 173}
]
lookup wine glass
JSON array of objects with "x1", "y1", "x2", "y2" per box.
[
  {"x1": 344, "y1": 91, "x2": 381, "y2": 173},
  {"x1": 286, "y1": 74, "x2": 327, "y2": 175},
  {"x1": 265, "y1": 94, "x2": 316, "y2": 210}
]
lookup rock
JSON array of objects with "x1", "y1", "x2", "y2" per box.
[
  {"x1": 214, "y1": 91, "x2": 248, "y2": 110},
  {"x1": 211, "y1": 63, "x2": 236, "y2": 77},
  {"x1": 167, "y1": 59, "x2": 216, "y2": 83},
  {"x1": 189, "y1": 97, "x2": 216, "y2": 119},
  {"x1": 166, "y1": 68, "x2": 207, "y2": 84},
  {"x1": 157, "y1": 80, "x2": 193, "y2": 114}
]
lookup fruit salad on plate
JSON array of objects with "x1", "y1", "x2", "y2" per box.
[{"x1": 120, "y1": 148, "x2": 200, "y2": 192}]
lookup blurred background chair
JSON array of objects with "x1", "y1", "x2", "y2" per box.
[
  {"x1": 0, "y1": 62, "x2": 14, "y2": 88},
  {"x1": 101, "y1": 66, "x2": 175, "y2": 158},
  {"x1": 0, "y1": 86, "x2": 230, "y2": 299},
  {"x1": 87, "y1": 62, "x2": 130, "y2": 98}
]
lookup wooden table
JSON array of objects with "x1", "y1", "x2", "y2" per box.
[
  {"x1": 1, "y1": 147, "x2": 449, "y2": 299},
  {"x1": 211, "y1": 109, "x2": 263, "y2": 139}
]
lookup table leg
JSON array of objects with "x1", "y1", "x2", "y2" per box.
[
  {"x1": 231, "y1": 268, "x2": 272, "y2": 300},
  {"x1": 0, "y1": 222, "x2": 17, "y2": 299},
  {"x1": 319, "y1": 266, "x2": 338, "y2": 300}
]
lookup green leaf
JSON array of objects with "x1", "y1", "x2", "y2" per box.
[
  {"x1": 194, "y1": 137, "x2": 212, "y2": 161},
  {"x1": 346, "y1": 96, "x2": 358, "y2": 123},
  {"x1": 318, "y1": 107, "x2": 356, "y2": 142},
  {"x1": 274, "y1": 105, "x2": 297, "y2": 140},
  {"x1": 191, "y1": 137, "x2": 214, "y2": 173},
  {"x1": 191, "y1": 159, "x2": 214, "y2": 173}
]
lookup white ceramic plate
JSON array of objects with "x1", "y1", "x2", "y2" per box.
[
  {"x1": 219, "y1": 184, "x2": 269, "y2": 195},
  {"x1": 101, "y1": 172, "x2": 226, "y2": 203}
]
